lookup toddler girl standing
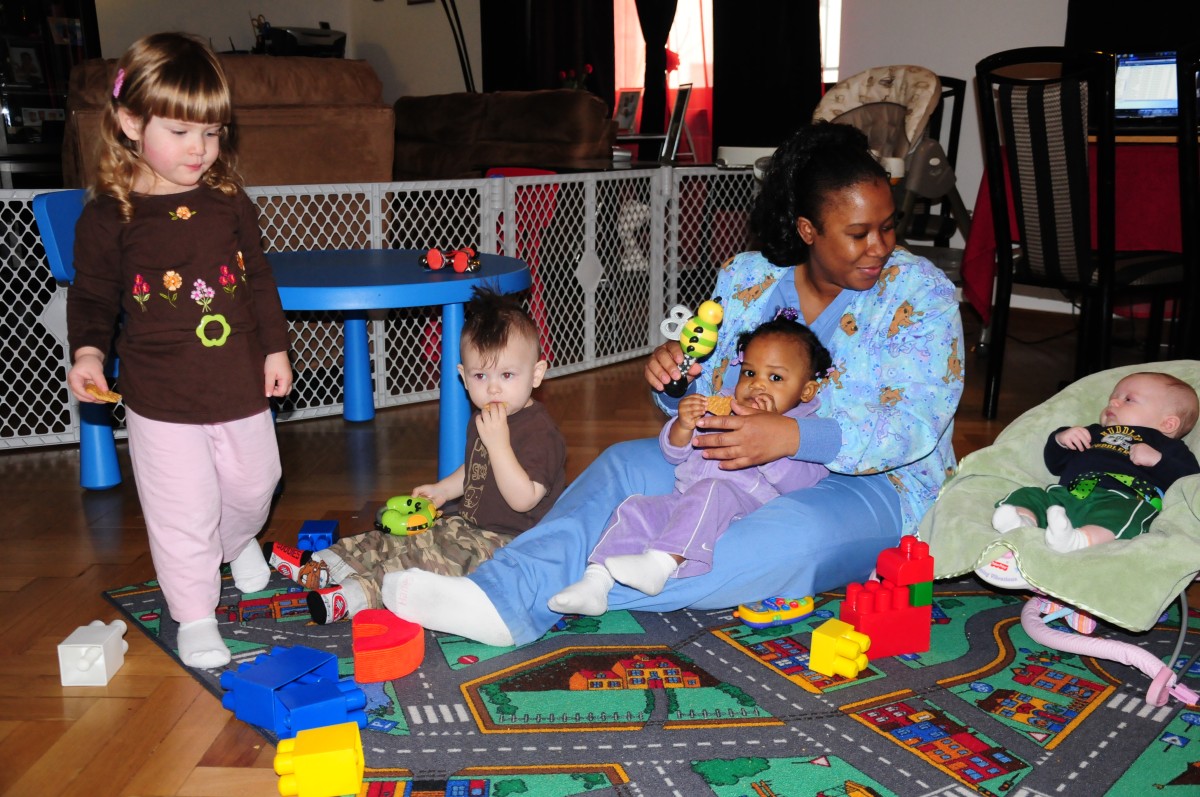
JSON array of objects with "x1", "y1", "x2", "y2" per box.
[{"x1": 66, "y1": 32, "x2": 293, "y2": 668}]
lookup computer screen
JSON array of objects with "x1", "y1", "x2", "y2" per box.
[{"x1": 1114, "y1": 51, "x2": 1177, "y2": 119}]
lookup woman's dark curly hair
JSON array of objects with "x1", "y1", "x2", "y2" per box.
[
  {"x1": 750, "y1": 121, "x2": 889, "y2": 267},
  {"x1": 736, "y1": 317, "x2": 833, "y2": 381}
]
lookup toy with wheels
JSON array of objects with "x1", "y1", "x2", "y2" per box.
[
  {"x1": 375, "y1": 495, "x2": 440, "y2": 536},
  {"x1": 734, "y1": 596, "x2": 815, "y2": 629},
  {"x1": 659, "y1": 299, "x2": 724, "y2": 398}
]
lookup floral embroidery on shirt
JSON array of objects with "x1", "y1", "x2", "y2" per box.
[
  {"x1": 160, "y1": 270, "x2": 182, "y2": 307},
  {"x1": 236, "y1": 251, "x2": 247, "y2": 284},
  {"x1": 218, "y1": 265, "x2": 238, "y2": 297},
  {"x1": 191, "y1": 278, "x2": 215, "y2": 312},
  {"x1": 132, "y1": 274, "x2": 151, "y2": 311},
  {"x1": 169, "y1": 206, "x2": 195, "y2": 221}
]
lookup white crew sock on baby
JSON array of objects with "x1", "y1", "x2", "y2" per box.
[
  {"x1": 381, "y1": 569, "x2": 515, "y2": 648},
  {"x1": 313, "y1": 550, "x2": 357, "y2": 583},
  {"x1": 1044, "y1": 505, "x2": 1089, "y2": 553},
  {"x1": 229, "y1": 540, "x2": 271, "y2": 593},
  {"x1": 604, "y1": 549, "x2": 679, "y2": 596},
  {"x1": 991, "y1": 505, "x2": 1034, "y2": 534},
  {"x1": 177, "y1": 617, "x2": 231, "y2": 668},
  {"x1": 548, "y1": 564, "x2": 616, "y2": 616}
]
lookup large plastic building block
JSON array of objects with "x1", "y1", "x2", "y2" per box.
[
  {"x1": 219, "y1": 645, "x2": 338, "y2": 733},
  {"x1": 840, "y1": 580, "x2": 932, "y2": 659},
  {"x1": 274, "y1": 721, "x2": 364, "y2": 797},
  {"x1": 809, "y1": 618, "x2": 870, "y2": 679},
  {"x1": 278, "y1": 678, "x2": 368, "y2": 739},
  {"x1": 352, "y1": 609, "x2": 425, "y2": 683},
  {"x1": 58, "y1": 619, "x2": 129, "y2": 686},
  {"x1": 297, "y1": 519, "x2": 339, "y2": 551},
  {"x1": 875, "y1": 536, "x2": 934, "y2": 587}
]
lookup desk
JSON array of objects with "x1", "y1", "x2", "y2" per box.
[
  {"x1": 962, "y1": 143, "x2": 1181, "y2": 324},
  {"x1": 269, "y1": 249, "x2": 530, "y2": 477}
]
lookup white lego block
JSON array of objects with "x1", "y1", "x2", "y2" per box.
[{"x1": 58, "y1": 619, "x2": 129, "y2": 686}]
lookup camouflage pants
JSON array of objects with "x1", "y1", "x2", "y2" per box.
[{"x1": 326, "y1": 515, "x2": 515, "y2": 610}]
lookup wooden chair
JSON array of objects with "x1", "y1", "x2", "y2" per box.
[
  {"x1": 33, "y1": 188, "x2": 122, "y2": 490},
  {"x1": 975, "y1": 47, "x2": 1186, "y2": 419}
]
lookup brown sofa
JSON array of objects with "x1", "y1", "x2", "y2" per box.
[
  {"x1": 392, "y1": 89, "x2": 616, "y2": 180},
  {"x1": 63, "y1": 55, "x2": 394, "y2": 187}
]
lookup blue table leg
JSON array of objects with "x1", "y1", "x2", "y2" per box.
[
  {"x1": 439, "y1": 303, "x2": 468, "y2": 479},
  {"x1": 342, "y1": 312, "x2": 375, "y2": 422}
]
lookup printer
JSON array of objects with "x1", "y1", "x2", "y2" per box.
[{"x1": 262, "y1": 26, "x2": 346, "y2": 58}]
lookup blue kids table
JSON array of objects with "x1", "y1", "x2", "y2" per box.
[{"x1": 269, "y1": 249, "x2": 531, "y2": 477}]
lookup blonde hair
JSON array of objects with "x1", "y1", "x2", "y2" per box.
[
  {"x1": 1135, "y1": 371, "x2": 1200, "y2": 438},
  {"x1": 94, "y1": 32, "x2": 241, "y2": 220}
]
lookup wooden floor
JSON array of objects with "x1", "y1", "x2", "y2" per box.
[{"x1": 0, "y1": 305, "x2": 1160, "y2": 796}]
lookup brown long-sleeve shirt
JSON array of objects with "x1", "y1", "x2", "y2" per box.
[{"x1": 67, "y1": 186, "x2": 290, "y2": 424}]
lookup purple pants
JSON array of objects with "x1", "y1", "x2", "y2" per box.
[
  {"x1": 125, "y1": 408, "x2": 280, "y2": 623},
  {"x1": 589, "y1": 478, "x2": 766, "y2": 578}
]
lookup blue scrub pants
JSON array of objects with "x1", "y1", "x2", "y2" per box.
[{"x1": 469, "y1": 438, "x2": 903, "y2": 646}]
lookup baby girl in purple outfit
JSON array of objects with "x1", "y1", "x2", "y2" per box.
[{"x1": 549, "y1": 315, "x2": 832, "y2": 616}]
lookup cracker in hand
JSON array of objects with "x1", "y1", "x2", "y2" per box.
[
  {"x1": 85, "y1": 383, "x2": 122, "y2": 403},
  {"x1": 705, "y1": 394, "x2": 732, "y2": 416}
]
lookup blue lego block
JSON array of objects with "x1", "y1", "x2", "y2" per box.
[
  {"x1": 278, "y1": 677, "x2": 369, "y2": 739},
  {"x1": 219, "y1": 645, "x2": 339, "y2": 733},
  {"x1": 297, "y1": 519, "x2": 339, "y2": 551}
]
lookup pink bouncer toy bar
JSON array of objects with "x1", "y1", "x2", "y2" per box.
[{"x1": 1020, "y1": 591, "x2": 1198, "y2": 707}]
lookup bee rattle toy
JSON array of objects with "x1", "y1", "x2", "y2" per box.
[{"x1": 659, "y1": 298, "x2": 724, "y2": 398}]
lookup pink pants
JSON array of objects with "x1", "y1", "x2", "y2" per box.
[{"x1": 126, "y1": 408, "x2": 280, "y2": 623}]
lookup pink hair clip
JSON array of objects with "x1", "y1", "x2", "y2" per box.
[{"x1": 112, "y1": 68, "x2": 125, "y2": 99}]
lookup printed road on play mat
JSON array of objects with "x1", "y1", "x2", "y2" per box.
[{"x1": 105, "y1": 571, "x2": 1200, "y2": 797}]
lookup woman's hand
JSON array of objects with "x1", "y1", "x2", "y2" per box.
[
  {"x1": 643, "y1": 340, "x2": 702, "y2": 392},
  {"x1": 693, "y1": 401, "x2": 800, "y2": 469}
]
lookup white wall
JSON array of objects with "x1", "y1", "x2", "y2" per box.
[
  {"x1": 838, "y1": 0, "x2": 1071, "y2": 225},
  {"x1": 93, "y1": 0, "x2": 480, "y2": 103}
]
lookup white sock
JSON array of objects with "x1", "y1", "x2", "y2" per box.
[
  {"x1": 992, "y1": 505, "x2": 1033, "y2": 534},
  {"x1": 381, "y1": 569, "x2": 515, "y2": 647},
  {"x1": 603, "y1": 550, "x2": 679, "y2": 596},
  {"x1": 313, "y1": 550, "x2": 356, "y2": 583},
  {"x1": 177, "y1": 617, "x2": 231, "y2": 669},
  {"x1": 548, "y1": 564, "x2": 615, "y2": 616},
  {"x1": 229, "y1": 541, "x2": 271, "y2": 593},
  {"x1": 340, "y1": 578, "x2": 369, "y2": 617},
  {"x1": 1045, "y1": 506, "x2": 1088, "y2": 553}
]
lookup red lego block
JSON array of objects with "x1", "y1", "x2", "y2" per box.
[
  {"x1": 875, "y1": 536, "x2": 934, "y2": 587},
  {"x1": 352, "y1": 609, "x2": 424, "y2": 683},
  {"x1": 839, "y1": 580, "x2": 931, "y2": 658}
]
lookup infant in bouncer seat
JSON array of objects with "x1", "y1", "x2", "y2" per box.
[{"x1": 976, "y1": 371, "x2": 1200, "y2": 618}]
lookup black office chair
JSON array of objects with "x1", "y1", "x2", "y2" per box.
[
  {"x1": 1175, "y1": 43, "x2": 1200, "y2": 359},
  {"x1": 976, "y1": 47, "x2": 1185, "y2": 419}
]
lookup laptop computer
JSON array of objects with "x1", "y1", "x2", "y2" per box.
[{"x1": 1113, "y1": 51, "x2": 1178, "y2": 132}]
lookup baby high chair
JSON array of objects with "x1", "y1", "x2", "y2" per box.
[
  {"x1": 813, "y1": 65, "x2": 971, "y2": 251},
  {"x1": 922, "y1": 361, "x2": 1200, "y2": 707}
]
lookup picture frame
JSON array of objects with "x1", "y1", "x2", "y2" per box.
[
  {"x1": 6, "y1": 43, "x2": 45, "y2": 86},
  {"x1": 614, "y1": 88, "x2": 643, "y2": 134},
  {"x1": 662, "y1": 83, "x2": 693, "y2": 162}
]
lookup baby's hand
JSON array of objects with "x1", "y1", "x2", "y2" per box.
[
  {"x1": 746, "y1": 394, "x2": 778, "y2": 414},
  {"x1": 475, "y1": 403, "x2": 511, "y2": 451},
  {"x1": 676, "y1": 394, "x2": 708, "y2": 431},
  {"x1": 1129, "y1": 442, "x2": 1162, "y2": 467},
  {"x1": 412, "y1": 484, "x2": 447, "y2": 508},
  {"x1": 1055, "y1": 426, "x2": 1092, "y2": 451}
]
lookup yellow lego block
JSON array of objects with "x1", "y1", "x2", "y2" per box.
[
  {"x1": 809, "y1": 618, "x2": 871, "y2": 679},
  {"x1": 274, "y1": 721, "x2": 364, "y2": 797}
]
